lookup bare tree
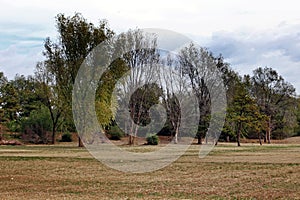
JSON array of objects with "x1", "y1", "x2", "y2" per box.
[
  {"x1": 114, "y1": 29, "x2": 160, "y2": 145},
  {"x1": 178, "y1": 44, "x2": 224, "y2": 144},
  {"x1": 158, "y1": 54, "x2": 190, "y2": 144}
]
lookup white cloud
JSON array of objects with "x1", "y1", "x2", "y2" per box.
[
  {"x1": 0, "y1": 44, "x2": 43, "y2": 79},
  {"x1": 200, "y1": 22, "x2": 300, "y2": 93}
]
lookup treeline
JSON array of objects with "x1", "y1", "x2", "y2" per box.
[{"x1": 0, "y1": 13, "x2": 299, "y2": 146}]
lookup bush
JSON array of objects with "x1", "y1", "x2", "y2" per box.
[
  {"x1": 61, "y1": 133, "x2": 72, "y2": 142},
  {"x1": 21, "y1": 106, "x2": 52, "y2": 144},
  {"x1": 146, "y1": 134, "x2": 159, "y2": 145},
  {"x1": 107, "y1": 125, "x2": 124, "y2": 140}
]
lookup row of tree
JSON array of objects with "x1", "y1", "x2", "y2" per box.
[{"x1": 0, "y1": 13, "x2": 299, "y2": 146}]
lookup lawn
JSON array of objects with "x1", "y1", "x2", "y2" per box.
[{"x1": 0, "y1": 142, "x2": 299, "y2": 199}]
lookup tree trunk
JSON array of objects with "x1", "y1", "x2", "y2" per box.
[
  {"x1": 197, "y1": 134, "x2": 202, "y2": 144},
  {"x1": 267, "y1": 117, "x2": 271, "y2": 144},
  {"x1": 0, "y1": 126, "x2": 2, "y2": 141},
  {"x1": 132, "y1": 135, "x2": 136, "y2": 145},
  {"x1": 128, "y1": 135, "x2": 135, "y2": 145},
  {"x1": 258, "y1": 132, "x2": 262, "y2": 145},
  {"x1": 51, "y1": 127, "x2": 55, "y2": 144},
  {"x1": 237, "y1": 123, "x2": 241, "y2": 147},
  {"x1": 174, "y1": 127, "x2": 178, "y2": 144},
  {"x1": 133, "y1": 125, "x2": 139, "y2": 145},
  {"x1": 78, "y1": 137, "x2": 84, "y2": 147},
  {"x1": 128, "y1": 134, "x2": 132, "y2": 145},
  {"x1": 128, "y1": 120, "x2": 136, "y2": 145}
]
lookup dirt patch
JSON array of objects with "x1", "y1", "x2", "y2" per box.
[
  {"x1": 284, "y1": 136, "x2": 300, "y2": 144},
  {"x1": 0, "y1": 140, "x2": 22, "y2": 146}
]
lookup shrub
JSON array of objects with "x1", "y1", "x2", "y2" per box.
[
  {"x1": 21, "y1": 106, "x2": 52, "y2": 144},
  {"x1": 146, "y1": 134, "x2": 159, "y2": 145},
  {"x1": 61, "y1": 132, "x2": 72, "y2": 142},
  {"x1": 107, "y1": 125, "x2": 124, "y2": 140}
]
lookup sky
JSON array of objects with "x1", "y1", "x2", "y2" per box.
[{"x1": 1, "y1": 0, "x2": 300, "y2": 93}]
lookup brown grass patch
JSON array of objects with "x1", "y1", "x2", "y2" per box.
[{"x1": 0, "y1": 142, "x2": 299, "y2": 199}]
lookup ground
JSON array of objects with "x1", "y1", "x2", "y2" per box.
[{"x1": 0, "y1": 138, "x2": 299, "y2": 199}]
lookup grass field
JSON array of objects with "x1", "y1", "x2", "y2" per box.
[{"x1": 0, "y1": 141, "x2": 299, "y2": 199}]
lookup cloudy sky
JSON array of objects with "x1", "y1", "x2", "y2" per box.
[{"x1": 1, "y1": 0, "x2": 300, "y2": 93}]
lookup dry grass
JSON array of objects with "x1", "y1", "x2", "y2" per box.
[{"x1": 0, "y1": 141, "x2": 299, "y2": 199}]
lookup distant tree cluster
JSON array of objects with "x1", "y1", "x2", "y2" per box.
[{"x1": 0, "y1": 13, "x2": 299, "y2": 146}]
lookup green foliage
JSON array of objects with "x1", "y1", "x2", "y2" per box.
[
  {"x1": 0, "y1": 75, "x2": 39, "y2": 123},
  {"x1": 5, "y1": 120, "x2": 21, "y2": 132},
  {"x1": 41, "y1": 13, "x2": 114, "y2": 146},
  {"x1": 21, "y1": 106, "x2": 52, "y2": 144},
  {"x1": 251, "y1": 67, "x2": 296, "y2": 141},
  {"x1": 146, "y1": 134, "x2": 159, "y2": 145},
  {"x1": 294, "y1": 98, "x2": 300, "y2": 136},
  {"x1": 95, "y1": 58, "x2": 129, "y2": 127},
  {"x1": 61, "y1": 132, "x2": 73, "y2": 142},
  {"x1": 107, "y1": 125, "x2": 124, "y2": 140},
  {"x1": 129, "y1": 83, "x2": 163, "y2": 127},
  {"x1": 226, "y1": 76, "x2": 266, "y2": 146}
]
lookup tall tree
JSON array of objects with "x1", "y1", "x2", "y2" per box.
[
  {"x1": 221, "y1": 69, "x2": 241, "y2": 142},
  {"x1": 251, "y1": 67, "x2": 296, "y2": 143},
  {"x1": 179, "y1": 44, "x2": 225, "y2": 144},
  {"x1": 158, "y1": 54, "x2": 189, "y2": 144},
  {"x1": 0, "y1": 72, "x2": 8, "y2": 139},
  {"x1": 113, "y1": 29, "x2": 160, "y2": 145},
  {"x1": 227, "y1": 76, "x2": 266, "y2": 146},
  {"x1": 41, "y1": 13, "x2": 114, "y2": 146},
  {"x1": 295, "y1": 97, "x2": 300, "y2": 136},
  {"x1": 35, "y1": 63, "x2": 65, "y2": 144}
]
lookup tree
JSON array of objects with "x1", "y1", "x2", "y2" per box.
[
  {"x1": 21, "y1": 104, "x2": 52, "y2": 144},
  {"x1": 227, "y1": 76, "x2": 266, "y2": 146},
  {"x1": 0, "y1": 72, "x2": 8, "y2": 139},
  {"x1": 35, "y1": 63, "x2": 64, "y2": 144},
  {"x1": 159, "y1": 54, "x2": 188, "y2": 144},
  {"x1": 251, "y1": 67, "x2": 296, "y2": 143},
  {"x1": 128, "y1": 83, "x2": 163, "y2": 141},
  {"x1": 113, "y1": 29, "x2": 160, "y2": 145},
  {"x1": 295, "y1": 97, "x2": 300, "y2": 136},
  {"x1": 220, "y1": 69, "x2": 241, "y2": 142},
  {"x1": 179, "y1": 44, "x2": 225, "y2": 144},
  {"x1": 0, "y1": 80, "x2": 20, "y2": 123},
  {"x1": 10, "y1": 75, "x2": 39, "y2": 118},
  {"x1": 0, "y1": 74, "x2": 39, "y2": 132},
  {"x1": 95, "y1": 58, "x2": 129, "y2": 128},
  {"x1": 41, "y1": 13, "x2": 114, "y2": 146}
]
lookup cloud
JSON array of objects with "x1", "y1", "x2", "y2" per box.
[
  {"x1": 199, "y1": 22, "x2": 300, "y2": 94},
  {"x1": 0, "y1": 34, "x2": 43, "y2": 79},
  {"x1": 0, "y1": 20, "x2": 46, "y2": 79}
]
